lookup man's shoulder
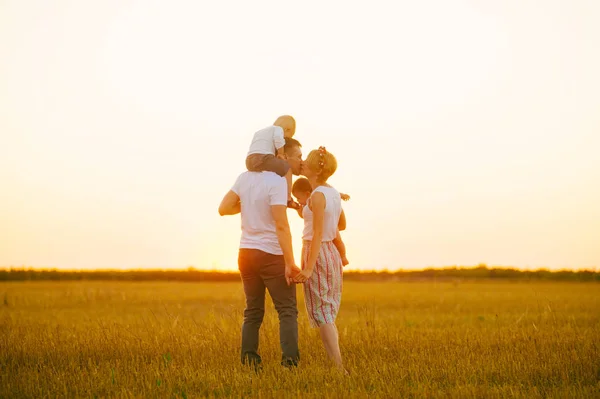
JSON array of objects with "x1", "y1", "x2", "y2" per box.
[
  {"x1": 236, "y1": 171, "x2": 285, "y2": 185},
  {"x1": 261, "y1": 171, "x2": 287, "y2": 186}
]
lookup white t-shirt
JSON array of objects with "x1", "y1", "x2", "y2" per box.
[
  {"x1": 231, "y1": 171, "x2": 288, "y2": 255},
  {"x1": 247, "y1": 125, "x2": 285, "y2": 157},
  {"x1": 302, "y1": 186, "x2": 342, "y2": 242}
]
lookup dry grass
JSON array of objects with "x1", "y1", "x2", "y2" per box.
[{"x1": 1, "y1": 281, "x2": 599, "y2": 398}]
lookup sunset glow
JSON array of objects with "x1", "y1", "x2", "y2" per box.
[{"x1": 1, "y1": 1, "x2": 599, "y2": 270}]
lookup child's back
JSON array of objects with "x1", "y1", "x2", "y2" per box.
[
  {"x1": 245, "y1": 116, "x2": 297, "y2": 207},
  {"x1": 247, "y1": 125, "x2": 285, "y2": 158}
]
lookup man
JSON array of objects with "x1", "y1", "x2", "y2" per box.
[{"x1": 218, "y1": 137, "x2": 304, "y2": 368}]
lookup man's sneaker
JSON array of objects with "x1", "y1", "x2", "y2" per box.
[
  {"x1": 281, "y1": 356, "x2": 299, "y2": 368},
  {"x1": 242, "y1": 353, "x2": 263, "y2": 372}
]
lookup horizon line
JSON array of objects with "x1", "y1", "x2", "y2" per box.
[{"x1": 1, "y1": 265, "x2": 598, "y2": 274}]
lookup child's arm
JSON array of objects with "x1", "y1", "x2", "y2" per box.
[
  {"x1": 333, "y1": 230, "x2": 349, "y2": 266},
  {"x1": 274, "y1": 127, "x2": 286, "y2": 159},
  {"x1": 276, "y1": 146, "x2": 286, "y2": 159}
]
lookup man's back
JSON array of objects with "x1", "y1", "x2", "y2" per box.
[
  {"x1": 232, "y1": 171, "x2": 287, "y2": 255},
  {"x1": 218, "y1": 139, "x2": 301, "y2": 368}
]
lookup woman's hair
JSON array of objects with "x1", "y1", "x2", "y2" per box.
[
  {"x1": 305, "y1": 147, "x2": 337, "y2": 181},
  {"x1": 292, "y1": 177, "x2": 312, "y2": 195}
]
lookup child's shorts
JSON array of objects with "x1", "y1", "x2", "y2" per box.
[{"x1": 246, "y1": 153, "x2": 290, "y2": 177}]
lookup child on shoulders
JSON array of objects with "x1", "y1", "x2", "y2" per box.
[{"x1": 246, "y1": 115, "x2": 296, "y2": 207}]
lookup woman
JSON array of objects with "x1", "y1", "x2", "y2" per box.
[{"x1": 294, "y1": 146, "x2": 347, "y2": 372}]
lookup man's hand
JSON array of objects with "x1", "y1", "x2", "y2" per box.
[{"x1": 285, "y1": 264, "x2": 302, "y2": 286}]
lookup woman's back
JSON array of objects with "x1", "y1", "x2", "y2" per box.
[{"x1": 302, "y1": 186, "x2": 342, "y2": 242}]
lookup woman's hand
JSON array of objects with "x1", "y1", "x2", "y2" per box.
[{"x1": 294, "y1": 268, "x2": 313, "y2": 283}]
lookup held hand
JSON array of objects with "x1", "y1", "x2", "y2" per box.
[
  {"x1": 294, "y1": 268, "x2": 313, "y2": 283},
  {"x1": 340, "y1": 193, "x2": 351, "y2": 201},
  {"x1": 287, "y1": 200, "x2": 302, "y2": 210},
  {"x1": 341, "y1": 256, "x2": 350, "y2": 267},
  {"x1": 285, "y1": 264, "x2": 302, "y2": 286}
]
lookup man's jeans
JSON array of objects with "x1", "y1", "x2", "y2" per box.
[{"x1": 238, "y1": 248, "x2": 299, "y2": 366}]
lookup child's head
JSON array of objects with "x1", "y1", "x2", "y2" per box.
[
  {"x1": 274, "y1": 115, "x2": 296, "y2": 138},
  {"x1": 304, "y1": 146, "x2": 337, "y2": 182},
  {"x1": 292, "y1": 177, "x2": 312, "y2": 206}
]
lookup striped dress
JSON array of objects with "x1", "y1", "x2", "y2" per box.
[{"x1": 301, "y1": 186, "x2": 343, "y2": 327}]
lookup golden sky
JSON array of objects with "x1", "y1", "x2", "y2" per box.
[{"x1": 1, "y1": 0, "x2": 599, "y2": 271}]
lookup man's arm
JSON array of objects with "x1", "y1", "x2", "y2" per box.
[
  {"x1": 269, "y1": 174, "x2": 300, "y2": 284},
  {"x1": 271, "y1": 205, "x2": 300, "y2": 284},
  {"x1": 271, "y1": 205, "x2": 295, "y2": 267},
  {"x1": 218, "y1": 190, "x2": 241, "y2": 216}
]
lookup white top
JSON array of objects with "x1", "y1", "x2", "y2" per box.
[
  {"x1": 302, "y1": 186, "x2": 342, "y2": 242},
  {"x1": 247, "y1": 125, "x2": 285, "y2": 157},
  {"x1": 231, "y1": 171, "x2": 288, "y2": 255}
]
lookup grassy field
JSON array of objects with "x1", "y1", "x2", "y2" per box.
[{"x1": 1, "y1": 281, "x2": 599, "y2": 398}]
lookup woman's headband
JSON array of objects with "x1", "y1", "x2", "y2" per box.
[{"x1": 318, "y1": 146, "x2": 327, "y2": 168}]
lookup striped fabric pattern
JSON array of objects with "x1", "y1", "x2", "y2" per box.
[{"x1": 301, "y1": 240, "x2": 343, "y2": 328}]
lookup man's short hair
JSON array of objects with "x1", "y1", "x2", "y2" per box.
[{"x1": 284, "y1": 137, "x2": 302, "y2": 154}]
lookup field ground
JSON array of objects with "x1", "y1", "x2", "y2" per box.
[{"x1": 1, "y1": 281, "x2": 599, "y2": 398}]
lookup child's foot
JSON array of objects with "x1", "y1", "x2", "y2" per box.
[{"x1": 341, "y1": 256, "x2": 349, "y2": 266}]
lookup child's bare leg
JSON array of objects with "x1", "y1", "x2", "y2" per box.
[{"x1": 333, "y1": 231, "x2": 349, "y2": 266}]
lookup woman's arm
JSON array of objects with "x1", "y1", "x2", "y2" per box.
[{"x1": 296, "y1": 192, "x2": 325, "y2": 281}]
